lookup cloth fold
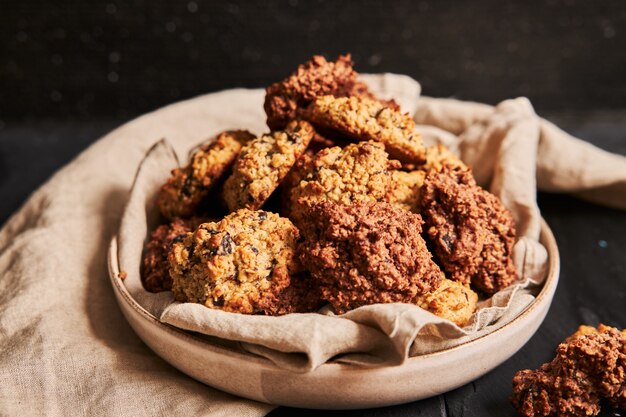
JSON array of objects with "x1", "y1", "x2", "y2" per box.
[{"x1": 1, "y1": 74, "x2": 625, "y2": 415}]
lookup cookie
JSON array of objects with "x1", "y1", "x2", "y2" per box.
[
  {"x1": 168, "y1": 209, "x2": 300, "y2": 314},
  {"x1": 222, "y1": 120, "x2": 315, "y2": 212},
  {"x1": 264, "y1": 54, "x2": 381, "y2": 130},
  {"x1": 304, "y1": 95, "x2": 425, "y2": 164},
  {"x1": 257, "y1": 273, "x2": 325, "y2": 316},
  {"x1": 142, "y1": 217, "x2": 207, "y2": 292},
  {"x1": 414, "y1": 279, "x2": 478, "y2": 327},
  {"x1": 390, "y1": 170, "x2": 426, "y2": 212},
  {"x1": 298, "y1": 201, "x2": 444, "y2": 314},
  {"x1": 289, "y1": 141, "x2": 400, "y2": 227},
  {"x1": 511, "y1": 325, "x2": 626, "y2": 416},
  {"x1": 157, "y1": 130, "x2": 255, "y2": 219},
  {"x1": 420, "y1": 165, "x2": 517, "y2": 294}
]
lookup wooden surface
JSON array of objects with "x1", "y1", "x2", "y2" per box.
[{"x1": 1, "y1": 1, "x2": 625, "y2": 415}]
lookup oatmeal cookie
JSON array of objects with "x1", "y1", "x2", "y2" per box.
[
  {"x1": 289, "y1": 141, "x2": 400, "y2": 227},
  {"x1": 511, "y1": 324, "x2": 626, "y2": 416},
  {"x1": 264, "y1": 54, "x2": 381, "y2": 130},
  {"x1": 414, "y1": 279, "x2": 478, "y2": 327},
  {"x1": 420, "y1": 166, "x2": 517, "y2": 294},
  {"x1": 421, "y1": 144, "x2": 467, "y2": 172},
  {"x1": 304, "y1": 95, "x2": 425, "y2": 164},
  {"x1": 157, "y1": 130, "x2": 255, "y2": 219},
  {"x1": 390, "y1": 170, "x2": 425, "y2": 212},
  {"x1": 142, "y1": 217, "x2": 207, "y2": 292},
  {"x1": 168, "y1": 209, "x2": 300, "y2": 314},
  {"x1": 222, "y1": 120, "x2": 315, "y2": 212},
  {"x1": 298, "y1": 201, "x2": 444, "y2": 314}
]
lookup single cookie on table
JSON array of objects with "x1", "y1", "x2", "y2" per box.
[
  {"x1": 142, "y1": 217, "x2": 208, "y2": 292},
  {"x1": 157, "y1": 130, "x2": 255, "y2": 219},
  {"x1": 168, "y1": 209, "x2": 301, "y2": 314},
  {"x1": 222, "y1": 120, "x2": 315, "y2": 212},
  {"x1": 414, "y1": 279, "x2": 478, "y2": 327},
  {"x1": 264, "y1": 54, "x2": 386, "y2": 130},
  {"x1": 298, "y1": 201, "x2": 444, "y2": 314},
  {"x1": 420, "y1": 165, "x2": 517, "y2": 295},
  {"x1": 304, "y1": 95, "x2": 425, "y2": 164},
  {"x1": 288, "y1": 141, "x2": 400, "y2": 228},
  {"x1": 511, "y1": 324, "x2": 626, "y2": 417}
]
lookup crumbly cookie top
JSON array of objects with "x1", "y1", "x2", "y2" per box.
[
  {"x1": 264, "y1": 54, "x2": 375, "y2": 130},
  {"x1": 511, "y1": 325, "x2": 626, "y2": 416},
  {"x1": 414, "y1": 279, "x2": 477, "y2": 327},
  {"x1": 223, "y1": 120, "x2": 314, "y2": 211},
  {"x1": 420, "y1": 165, "x2": 517, "y2": 294},
  {"x1": 168, "y1": 209, "x2": 300, "y2": 314},
  {"x1": 289, "y1": 141, "x2": 400, "y2": 227},
  {"x1": 158, "y1": 130, "x2": 254, "y2": 219},
  {"x1": 298, "y1": 201, "x2": 444, "y2": 314},
  {"x1": 305, "y1": 95, "x2": 425, "y2": 164}
]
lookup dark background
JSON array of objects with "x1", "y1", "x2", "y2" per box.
[{"x1": 1, "y1": 1, "x2": 625, "y2": 416}]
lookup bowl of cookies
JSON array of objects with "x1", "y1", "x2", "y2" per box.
[{"x1": 108, "y1": 54, "x2": 559, "y2": 408}]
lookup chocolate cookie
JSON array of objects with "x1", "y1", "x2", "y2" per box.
[
  {"x1": 222, "y1": 120, "x2": 315, "y2": 212},
  {"x1": 168, "y1": 209, "x2": 300, "y2": 314},
  {"x1": 298, "y1": 201, "x2": 444, "y2": 314},
  {"x1": 420, "y1": 166, "x2": 517, "y2": 294},
  {"x1": 304, "y1": 95, "x2": 425, "y2": 164},
  {"x1": 511, "y1": 324, "x2": 626, "y2": 416},
  {"x1": 157, "y1": 130, "x2": 255, "y2": 219}
]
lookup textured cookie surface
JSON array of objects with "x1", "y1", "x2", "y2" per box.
[
  {"x1": 157, "y1": 130, "x2": 254, "y2": 219},
  {"x1": 223, "y1": 120, "x2": 315, "y2": 212},
  {"x1": 264, "y1": 54, "x2": 377, "y2": 130},
  {"x1": 288, "y1": 141, "x2": 400, "y2": 227},
  {"x1": 298, "y1": 201, "x2": 444, "y2": 314},
  {"x1": 414, "y1": 279, "x2": 477, "y2": 327},
  {"x1": 390, "y1": 170, "x2": 425, "y2": 212},
  {"x1": 511, "y1": 325, "x2": 626, "y2": 416},
  {"x1": 305, "y1": 95, "x2": 425, "y2": 163},
  {"x1": 142, "y1": 217, "x2": 207, "y2": 292},
  {"x1": 420, "y1": 166, "x2": 517, "y2": 294},
  {"x1": 168, "y1": 209, "x2": 300, "y2": 314}
]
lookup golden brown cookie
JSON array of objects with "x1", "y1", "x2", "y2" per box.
[
  {"x1": 304, "y1": 95, "x2": 425, "y2": 164},
  {"x1": 168, "y1": 209, "x2": 300, "y2": 314},
  {"x1": 222, "y1": 120, "x2": 315, "y2": 212},
  {"x1": 298, "y1": 201, "x2": 444, "y2": 314},
  {"x1": 157, "y1": 130, "x2": 255, "y2": 219},
  {"x1": 288, "y1": 141, "x2": 400, "y2": 227},
  {"x1": 390, "y1": 170, "x2": 426, "y2": 212},
  {"x1": 414, "y1": 279, "x2": 478, "y2": 327}
]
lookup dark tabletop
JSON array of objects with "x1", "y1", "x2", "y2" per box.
[{"x1": 1, "y1": 1, "x2": 625, "y2": 416}]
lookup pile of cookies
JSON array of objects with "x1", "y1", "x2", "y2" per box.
[{"x1": 141, "y1": 54, "x2": 518, "y2": 326}]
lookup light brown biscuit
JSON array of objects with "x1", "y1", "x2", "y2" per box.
[
  {"x1": 414, "y1": 279, "x2": 478, "y2": 327},
  {"x1": 157, "y1": 130, "x2": 254, "y2": 219},
  {"x1": 168, "y1": 209, "x2": 300, "y2": 314},
  {"x1": 390, "y1": 170, "x2": 426, "y2": 212},
  {"x1": 222, "y1": 120, "x2": 315, "y2": 212},
  {"x1": 304, "y1": 95, "x2": 425, "y2": 164}
]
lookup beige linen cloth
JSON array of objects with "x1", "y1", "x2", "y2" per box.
[{"x1": 1, "y1": 74, "x2": 625, "y2": 415}]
